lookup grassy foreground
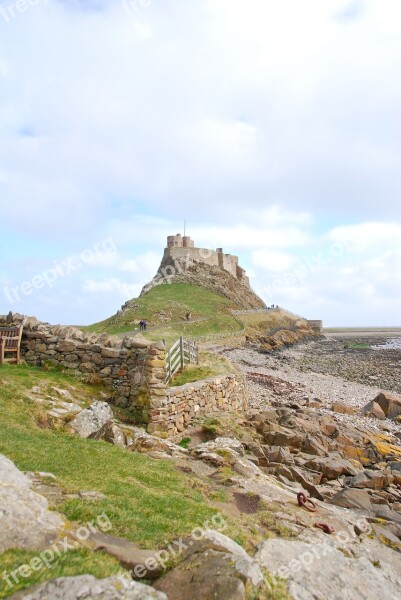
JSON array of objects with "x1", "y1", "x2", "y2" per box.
[{"x1": 0, "y1": 364, "x2": 218, "y2": 597}]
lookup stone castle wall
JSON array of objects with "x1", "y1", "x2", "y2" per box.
[
  {"x1": 307, "y1": 320, "x2": 323, "y2": 334},
  {"x1": 218, "y1": 252, "x2": 238, "y2": 278},
  {"x1": 163, "y1": 234, "x2": 249, "y2": 287},
  {"x1": 163, "y1": 246, "x2": 221, "y2": 270}
]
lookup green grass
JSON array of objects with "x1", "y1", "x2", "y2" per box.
[
  {"x1": 0, "y1": 364, "x2": 221, "y2": 596},
  {"x1": 170, "y1": 350, "x2": 237, "y2": 387},
  {"x1": 81, "y1": 282, "x2": 306, "y2": 349},
  {"x1": 82, "y1": 283, "x2": 243, "y2": 346},
  {"x1": 171, "y1": 366, "x2": 217, "y2": 386},
  {"x1": 0, "y1": 549, "x2": 122, "y2": 599},
  {"x1": 347, "y1": 342, "x2": 371, "y2": 349},
  {"x1": 178, "y1": 437, "x2": 191, "y2": 449}
]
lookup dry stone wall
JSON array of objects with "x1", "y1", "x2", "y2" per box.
[
  {"x1": 148, "y1": 373, "x2": 249, "y2": 436},
  {"x1": 1, "y1": 314, "x2": 164, "y2": 423},
  {"x1": 1, "y1": 314, "x2": 249, "y2": 436}
]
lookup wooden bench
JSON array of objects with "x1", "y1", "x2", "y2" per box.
[{"x1": 0, "y1": 325, "x2": 23, "y2": 365}]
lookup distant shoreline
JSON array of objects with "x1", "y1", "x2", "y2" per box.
[{"x1": 323, "y1": 327, "x2": 401, "y2": 337}]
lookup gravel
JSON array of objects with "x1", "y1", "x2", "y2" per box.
[{"x1": 207, "y1": 337, "x2": 401, "y2": 438}]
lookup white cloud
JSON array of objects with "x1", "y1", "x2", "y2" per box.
[
  {"x1": 0, "y1": 1, "x2": 400, "y2": 325},
  {"x1": 190, "y1": 224, "x2": 310, "y2": 250},
  {"x1": 327, "y1": 222, "x2": 401, "y2": 253},
  {"x1": 82, "y1": 278, "x2": 141, "y2": 299},
  {"x1": 118, "y1": 252, "x2": 160, "y2": 274},
  {"x1": 251, "y1": 249, "x2": 297, "y2": 272},
  {"x1": 255, "y1": 232, "x2": 401, "y2": 326}
]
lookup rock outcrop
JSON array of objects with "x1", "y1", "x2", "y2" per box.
[
  {"x1": 256, "y1": 539, "x2": 401, "y2": 600},
  {"x1": 0, "y1": 454, "x2": 64, "y2": 552},
  {"x1": 142, "y1": 255, "x2": 266, "y2": 310},
  {"x1": 362, "y1": 391, "x2": 401, "y2": 421},
  {"x1": 8, "y1": 576, "x2": 167, "y2": 600},
  {"x1": 68, "y1": 400, "x2": 114, "y2": 438},
  {"x1": 154, "y1": 531, "x2": 263, "y2": 600}
]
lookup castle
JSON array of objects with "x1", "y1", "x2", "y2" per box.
[{"x1": 164, "y1": 234, "x2": 251, "y2": 288}]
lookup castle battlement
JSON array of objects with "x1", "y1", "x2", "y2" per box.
[
  {"x1": 164, "y1": 234, "x2": 250, "y2": 288},
  {"x1": 167, "y1": 233, "x2": 195, "y2": 249}
]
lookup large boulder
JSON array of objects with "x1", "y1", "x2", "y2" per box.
[
  {"x1": 255, "y1": 539, "x2": 401, "y2": 600},
  {"x1": 8, "y1": 576, "x2": 167, "y2": 599},
  {"x1": 84, "y1": 532, "x2": 164, "y2": 579},
  {"x1": 0, "y1": 454, "x2": 64, "y2": 552},
  {"x1": 264, "y1": 445, "x2": 293, "y2": 465},
  {"x1": 332, "y1": 402, "x2": 357, "y2": 415},
  {"x1": 301, "y1": 435, "x2": 328, "y2": 456},
  {"x1": 330, "y1": 488, "x2": 372, "y2": 512},
  {"x1": 263, "y1": 425, "x2": 305, "y2": 449},
  {"x1": 68, "y1": 400, "x2": 114, "y2": 438},
  {"x1": 303, "y1": 456, "x2": 360, "y2": 481},
  {"x1": 89, "y1": 421, "x2": 127, "y2": 448},
  {"x1": 348, "y1": 469, "x2": 393, "y2": 490},
  {"x1": 194, "y1": 438, "x2": 245, "y2": 456},
  {"x1": 361, "y1": 400, "x2": 386, "y2": 420},
  {"x1": 363, "y1": 392, "x2": 401, "y2": 420},
  {"x1": 126, "y1": 428, "x2": 186, "y2": 457},
  {"x1": 154, "y1": 530, "x2": 263, "y2": 600}
]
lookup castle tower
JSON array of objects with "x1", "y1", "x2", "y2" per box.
[
  {"x1": 183, "y1": 236, "x2": 194, "y2": 248},
  {"x1": 167, "y1": 234, "x2": 183, "y2": 248},
  {"x1": 216, "y1": 248, "x2": 225, "y2": 270},
  {"x1": 167, "y1": 234, "x2": 194, "y2": 249}
]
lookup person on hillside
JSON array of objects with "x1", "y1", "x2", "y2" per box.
[
  {"x1": 139, "y1": 320, "x2": 144, "y2": 331},
  {"x1": 143, "y1": 320, "x2": 147, "y2": 331}
]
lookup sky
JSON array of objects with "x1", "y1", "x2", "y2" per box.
[{"x1": 0, "y1": 0, "x2": 400, "y2": 327}]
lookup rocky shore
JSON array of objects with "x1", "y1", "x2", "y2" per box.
[
  {"x1": 2, "y1": 331, "x2": 401, "y2": 599},
  {"x1": 212, "y1": 334, "x2": 401, "y2": 434}
]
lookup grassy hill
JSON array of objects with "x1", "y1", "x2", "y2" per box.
[
  {"x1": 84, "y1": 282, "x2": 244, "y2": 345},
  {"x1": 83, "y1": 282, "x2": 313, "y2": 352}
]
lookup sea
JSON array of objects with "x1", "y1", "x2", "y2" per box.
[{"x1": 372, "y1": 337, "x2": 401, "y2": 350}]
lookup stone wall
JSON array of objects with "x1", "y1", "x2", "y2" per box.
[
  {"x1": 1, "y1": 314, "x2": 165, "y2": 422},
  {"x1": 307, "y1": 320, "x2": 323, "y2": 333},
  {"x1": 163, "y1": 242, "x2": 249, "y2": 288},
  {"x1": 148, "y1": 373, "x2": 249, "y2": 436},
  {"x1": 1, "y1": 314, "x2": 249, "y2": 436},
  {"x1": 218, "y1": 252, "x2": 238, "y2": 278}
]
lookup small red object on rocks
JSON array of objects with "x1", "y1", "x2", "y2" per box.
[
  {"x1": 314, "y1": 522, "x2": 335, "y2": 534},
  {"x1": 297, "y1": 492, "x2": 317, "y2": 512}
]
